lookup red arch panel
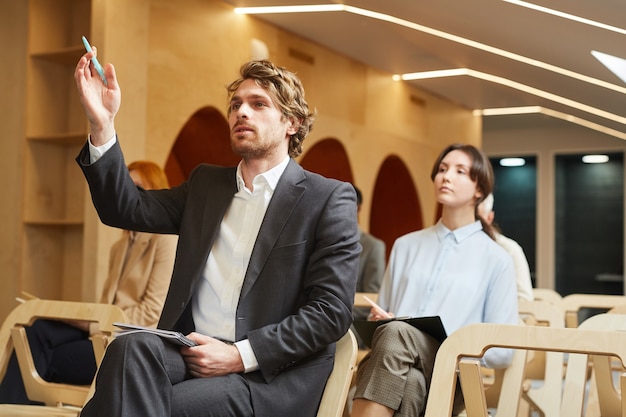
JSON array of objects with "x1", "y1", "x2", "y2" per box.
[
  {"x1": 299, "y1": 138, "x2": 354, "y2": 184},
  {"x1": 370, "y1": 155, "x2": 423, "y2": 259},
  {"x1": 164, "y1": 106, "x2": 238, "y2": 186}
]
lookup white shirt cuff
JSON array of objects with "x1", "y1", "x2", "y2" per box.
[
  {"x1": 234, "y1": 339, "x2": 259, "y2": 373},
  {"x1": 88, "y1": 133, "x2": 117, "y2": 164}
]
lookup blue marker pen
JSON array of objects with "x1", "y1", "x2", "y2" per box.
[{"x1": 81, "y1": 36, "x2": 107, "y2": 85}]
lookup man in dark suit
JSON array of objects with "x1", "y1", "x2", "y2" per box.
[{"x1": 74, "y1": 54, "x2": 360, "y2": 417}]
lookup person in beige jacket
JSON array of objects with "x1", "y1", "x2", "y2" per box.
[{"x1": 0, "y1": 160, "x2": 177, "y2": 404}]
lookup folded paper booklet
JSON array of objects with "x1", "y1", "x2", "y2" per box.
[
  {"x1": 353, "y1": 316, "x2": 447, "y2": 349},
  {"x1": 113, "y1": 323, "x2": 198, "y2": 347}
]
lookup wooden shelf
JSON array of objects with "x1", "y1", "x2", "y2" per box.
[
  {"x1": 23, "y1": 219, "x2": 83, "y2": 227},
  {"x1": 21, "y1": 0, "x2": 92, "y2": 301},
  {"x1": 30, "y1": 45, "x2": 84, "y2": 66},
  {"x1": 27, "y1": 132, "x2": 86, "y2": 146}
]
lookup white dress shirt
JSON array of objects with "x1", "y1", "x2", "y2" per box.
[
  {"x1": 192, "y1": 155, "x2": 289, "y2": 372},
  {"x1": 88, "y1": 135, "x2": 289, "y2": 373}
]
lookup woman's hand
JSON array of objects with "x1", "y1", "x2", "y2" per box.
[{"x1": 368, "y1": 308, "x2": 395, "y2": 321}]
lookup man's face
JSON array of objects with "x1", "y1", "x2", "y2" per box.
[{"x1": 228, "y1": 79, "x2": 296, "y2": 160}]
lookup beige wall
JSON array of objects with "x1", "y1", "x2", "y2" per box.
[
  {"x1": 484, "y1": 123, "x2": 626, "y2": 292},
  {"x1": 0, "y1": 0, "x2": 479, "y2": 320}
]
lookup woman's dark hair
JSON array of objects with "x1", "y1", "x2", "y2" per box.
[{"x1": 430, "y1": 143, "x2": 496, "y2": 240}]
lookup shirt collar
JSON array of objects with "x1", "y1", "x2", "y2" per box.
[
  {"x1": 236, "y1": 156, "x2": 290, "y2": 193},
  {"x1": 435, "y1": 219, "x2": 483, "y2": 243}
]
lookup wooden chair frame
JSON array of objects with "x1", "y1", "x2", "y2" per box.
[
  {"x1": 424, "y1": 323, "x2": 626, "y2": 417},
  {"x1": 0, "y1": 299, "x2": 126, "y2": 416},
  {"x1": 562, "y1": 313, "x2": 626, "y2": 417},
  {"x1": 316, "y1": 329, "x2": 358, "y2": 417},
  {"x1": 562, "y1": 293, "x2": 626, "y2": 328}
]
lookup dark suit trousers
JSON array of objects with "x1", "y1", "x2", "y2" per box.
[
  {"x1": 0, "y1": 319, "x2": 96, "y2": 404},
  {"x1": 81, "y1": 332, "x2": 254, "y2": 417}
]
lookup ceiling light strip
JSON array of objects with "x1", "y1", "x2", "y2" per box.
[
  {"x1": 341, "y1": 6, "x2": 626, "y2": 95},
  {"x1": 477, "y1": 106, "x2": 543, "y2": 116},
  {"x1": 476, "y1": 106, "x2": 626, "y2": 141},
  {"x1": 234, "y1": 5, "x2": 344, "y2": 14},
  {"x1": 235, "y1": 4, "x2": 626, "y2": 96},
  {"x1": 403, "y1": 67, "x2": 626, "y2": 125},
  {"x1": 502, "y1": 0, "x2": 626, "y2": 36},
  {"x1": 465, "y1": 69, "x2": 626, "y2": 124}
]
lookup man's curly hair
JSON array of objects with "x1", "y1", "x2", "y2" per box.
[{"x1": 227, "y1": 60, "x2": 316, "y2": 158}]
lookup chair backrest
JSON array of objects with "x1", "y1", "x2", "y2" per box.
[
  {"x1": 0, "y1": 299, "x2": 126, "y2": 408},
  {"x1": 532, "y1": 288, "x2": 563, "y2": 310},
  {"x1": 353, "y1": 292, "x2": 378, "y2": 309},
  {"x1": 316, "y1": 329, "x2": 358, "y2": 417},
  {"x1": 424, "y1": 322, "x2": 626, "y2": 417},
  {"x1": 561, "y1": 313, "x2": 626, "y2": 417},
  {"x1": 516, "y1": 299, "x2": 565, "y2": 417},
  {"x1": 562, "y1": 293, "x2": 626, "y2": 327}
]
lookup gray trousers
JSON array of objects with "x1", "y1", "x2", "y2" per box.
[
  {"x1": 80, "y1": 332, "x2": 254, "y2": 417},
  {"x1": 353, "y1": 321, "x2": 464, "y2": 417}
]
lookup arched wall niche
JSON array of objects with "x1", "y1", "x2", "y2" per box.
[
  {"x1": 164, "y1": 106, "x2": 237, "y2": 186},
  {"x1": 370, "y1": 155, "x2": 423, "y2": 260},
  {"x1": 299, "y1": 137, "x2": 354, "y2": 184}
]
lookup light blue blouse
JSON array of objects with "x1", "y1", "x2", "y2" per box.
[{"x1": 378, "y1": 220, "x2": 519, "y2": 368}]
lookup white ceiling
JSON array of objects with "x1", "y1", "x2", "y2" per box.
[{"x1": 223, "y1": 0, "x2": 626, "y2": 140}]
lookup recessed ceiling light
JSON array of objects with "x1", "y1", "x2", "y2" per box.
[
  {"x1": 499, "y1": 157, "x2": 526, "y2": 167},
  {"x1": 582, "y1": 154, "x2": 609, "y2": 164}
]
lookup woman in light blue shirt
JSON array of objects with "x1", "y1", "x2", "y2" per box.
[{"x1": 352, "y1": 144, "x2": 519, "y2": 417}]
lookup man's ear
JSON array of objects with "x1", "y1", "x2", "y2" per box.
[{"x1": 286, "y1": 117, "x2": 300, "y2": 136}]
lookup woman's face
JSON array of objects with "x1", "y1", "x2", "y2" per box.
[{"x1": 434, "y1": 149, "x2": 481, "y2": 209}]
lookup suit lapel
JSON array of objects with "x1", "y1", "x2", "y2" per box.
[
  {"x1": 121, "y1": 232, "x2": 149, "y2": 277},
  {"x1": 239, "y1": 160, "x2": 305, "y2": 299},
  {"x1": 101, "y1": 231, "x2": 132, "y2": 304},
  {"x1": 196, "y1": 168, "x2": 239, "y2": 263}
]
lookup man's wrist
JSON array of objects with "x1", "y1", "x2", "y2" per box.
[
  {"x1": 89, "y1": 123, "x2": 115, "y2": 147},
  {"x1": 234, "y1": 340, "x2": 259, "y2": 373}
]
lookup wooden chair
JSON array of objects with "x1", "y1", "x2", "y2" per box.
[
  {"x1": 343, "y1": 293, "x2": 379, "y2": 416},
  {"x1": 353, "y1": 292, "x2": 379, "y2": 309},
  {"x1": 424, "y1": 322, "x2": 626, "y2": 417},
  {"x1": 516, "y1": 299, "x2": 565, "y2": 417},
  {"x1": 559, "y1": 294, "x2": 626, "y2": 417},
  {"x1": 478, "y1": 300, "x2": 564, "y2": 417},
  {"x1": 316, "y1": 329, "x2": 358, "y2": 417},
  {"x1": 562, "y1": 293, "x2": 626, "y2": 328},
  {"x1": 0, "y1": 299, "x2": 126, "y2": 416},
  {"x1": 561, "y1": 313, "x2": 626, "y2": 417},
  {"x1": 531, "y1": 288, "x2": 563, "y2": 310},
  {"x1": 352, "y1": 292, "x2": 378, "y2": 361}
]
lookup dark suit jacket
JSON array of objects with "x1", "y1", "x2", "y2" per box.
[{"x1": 76, "y1": 141, "x2": 360, "y2": 417}]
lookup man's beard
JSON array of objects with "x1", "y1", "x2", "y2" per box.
[{"x1": 231, "y1": 139, "x2": 271, "y2": 159}]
